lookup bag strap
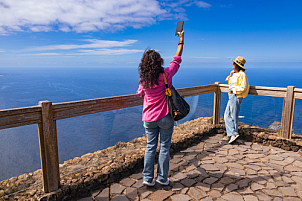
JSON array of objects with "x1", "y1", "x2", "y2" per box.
[{"x1": 162, "y1": 73, "x2": 172, "y2": 96}]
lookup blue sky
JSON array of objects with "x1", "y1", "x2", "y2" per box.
[{"x1": 0, "y1": 0, "x2": 301, "y2": 68}]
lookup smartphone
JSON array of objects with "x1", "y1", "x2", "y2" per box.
[{"x1": 175, "y1": 21, "x2": 184, "y2": 36}]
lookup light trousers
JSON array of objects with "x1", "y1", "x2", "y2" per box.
[
  {"x1": 224, "y1": 93, "x2": 243, "y2": 137},
  {"x1": 143, "y1": 114, "x2": 174, "y2": 183}
]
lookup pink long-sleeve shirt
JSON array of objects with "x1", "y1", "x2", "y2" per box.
[{"x1": 136, "y1": 56, "x2": 182, "y2": 122}]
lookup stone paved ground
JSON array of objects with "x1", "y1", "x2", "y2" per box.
[{"x1": 79, "y1": 133, "x2": 302, "y2": 201}]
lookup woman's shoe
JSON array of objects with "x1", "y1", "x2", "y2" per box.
[
  {"x1": 143, "y1": 179, "x2": 155, "y2": 187},
  {"x1": 229, "y1": 134, "x2": 239, "y2": 144},
  {"x1": 156, "y1": 178, "x2": 170, "y2": 186}
]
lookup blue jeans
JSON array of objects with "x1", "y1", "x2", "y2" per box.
[
  {"x1": 143, "y1": 114, "x2": 174, "y2": 183},
  {"x1": 224, "y1": 93, "x2": 243, "y2": 137}
]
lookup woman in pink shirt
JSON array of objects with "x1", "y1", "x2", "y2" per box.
[{"x1": 137, "y1": 30, "x2": 184, "y2": 186}]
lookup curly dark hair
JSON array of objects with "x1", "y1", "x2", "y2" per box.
[{"x1": 138, "y1": 50, "x2": 164, "y2": 89}]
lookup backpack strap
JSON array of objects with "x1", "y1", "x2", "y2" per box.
[{"x1": 162, "y1": 73, "x2": 172, "y2": 96}]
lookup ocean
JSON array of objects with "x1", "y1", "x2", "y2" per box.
[{"x1": 1, "y1": 65, "x2": 302, "y2": 181}]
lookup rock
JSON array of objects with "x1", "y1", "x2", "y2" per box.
[
  {"x1": 221, "y1": 192, "x2": 244, "y2": 201},
  {"x1": 187, "y1": 187, "x2": 207, "y2": 200},
  {"x1": 269, "y1": 121, "x2": 281, "y2": 130},
  {"x1": 171, "y1": 194, "x2": 192, "y2": 201},
  {"x1": 148, "y1": 190, "x2": 173, "y2": 201}
]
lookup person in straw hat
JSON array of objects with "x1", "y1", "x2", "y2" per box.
[{"x1": 224, "y1": 56, "x2": 249, "y2": 144}]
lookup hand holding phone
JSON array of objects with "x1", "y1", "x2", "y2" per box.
[
  {"x1": 175, "y1": 22, "x2": 184, "y2": 56},
  {"x1": 175, "y1": 21, "x2": 184, "y2": 36}
]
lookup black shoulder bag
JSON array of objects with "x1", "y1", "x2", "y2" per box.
[{"x1": 162, "y1": 72, "x2": 190, "y2": 121}]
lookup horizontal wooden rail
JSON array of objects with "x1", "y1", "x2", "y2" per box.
[
  {"x1": 0, "y1": 84, "x2": 217, "y2": 128},
  {"x1": 52, "y1": 84, "x2": 217, "y2": 120},
  {"x1": 294, "y1": 88, "x2": 302, "y2": 99},
  {"x1": 0, "y1": 106, "x2": 41, "y2": 130},
  {"x1": 52, "y1": 94, "x2": 143, "y2": 121},
  {"x1": 219, "y1": 84, "x2": 289, "y2": 98},
  {"x1": 1, "y1": 84, "x2": 301, "y2": 130},
  {"x1": 177, "y1": 84, "x2": 217, "y2": 97},
  {"x1": 219, "y1": 84, "x2": 302, "y2": 100}
]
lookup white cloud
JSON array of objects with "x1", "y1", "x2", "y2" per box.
[
  {"x1": 26, "y1": 49, "x2": 143, "y2": 56},
  {"x1": 0, "y1": 0, "x2": 212, "y2": 34},
  {"x1": 160, "y1": 0, "x2": 212, "y2": 8},
  {"x1": 159, "y1": 0, "x2": 211, "y2": 20},
  {"x1": 26, "y1": 53, "x2": 61, "y2": 56},
  {"x1": 22, "y1": 39, "x2": 143, "y2": 56},
  {"x1": 0, "y1": 0, "x2": 166, "y2": 34},
  {"x1": 191, "y1": 56, "x2": 220, "y2": 59},
  {"x1": 27, "y1": 39, "x2": 138, "y2": 51},
  {"x1": 194, "y1": 1, "x2": 211, "y2": 8},
  {"x1": 75, "y1": 48, "x2": 143, "y2": 55}
]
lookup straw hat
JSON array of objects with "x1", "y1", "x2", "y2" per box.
[{"x1": 231, "y1": 56, "x2": 246, "y2": 69}]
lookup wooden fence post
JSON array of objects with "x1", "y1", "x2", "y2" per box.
[
  {"x1": 38, "y1": 101, "x2": 60, "y2": 192},
  {"x1": 281, "y1": 86, "x2": 295, "y2": 139},
  {"x1": 213, "y1": 82, "x2": 221, "y2": 125}
]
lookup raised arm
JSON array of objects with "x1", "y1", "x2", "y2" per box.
[{"x1": 175, "y1": 30, "x2": 184, "y2": 56}]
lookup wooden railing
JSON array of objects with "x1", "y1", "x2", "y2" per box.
[{"x1": 1, "y1": 83, "x2": 302, "y2": 193}]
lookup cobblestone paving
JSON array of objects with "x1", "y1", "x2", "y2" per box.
[{"x1": 79, "y1": 133, "x2": 302, "y2": 201}]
